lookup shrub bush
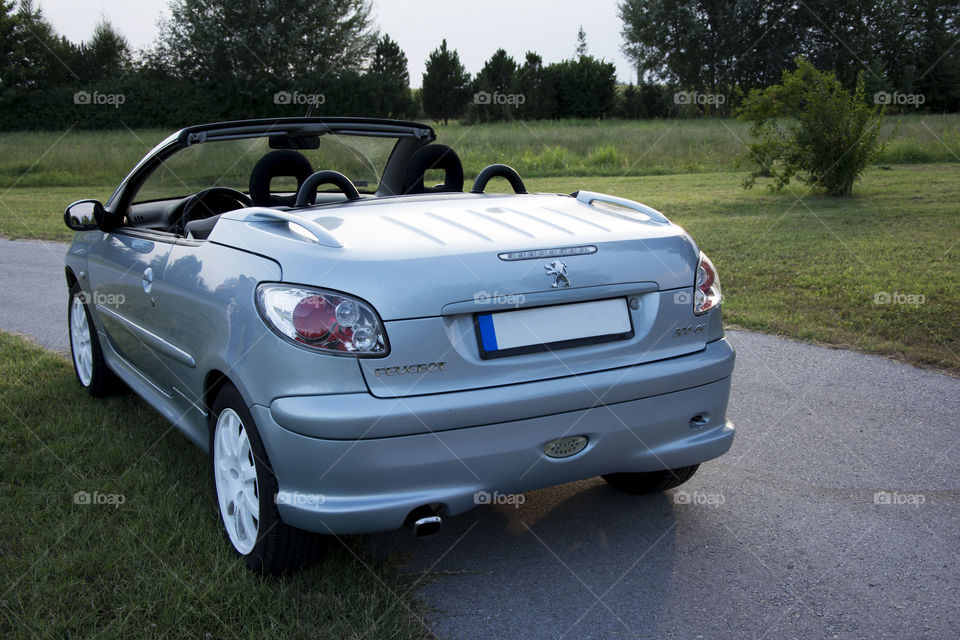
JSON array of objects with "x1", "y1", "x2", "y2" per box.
[{"x1": 739, "y1": 57, "x2": 885, "y2": 197}]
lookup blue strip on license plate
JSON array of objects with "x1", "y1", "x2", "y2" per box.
[{"x1": 477, "y1": 313, "x2": 499, "y2": 352}]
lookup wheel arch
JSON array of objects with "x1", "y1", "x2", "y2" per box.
[{"x1": 204, "y1": 369, "x2": 233, "y2": 419}]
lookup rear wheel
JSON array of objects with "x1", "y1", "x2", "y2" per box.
[
  {"x1": 210, "y1": 383, "x2": 326, "y2": 574},
  {"x1": 602, "y1": 465, "x2": 700, "y2": 495},
  {"x1": 68, "y1": 282, "x2": 120, "y2": 397}
]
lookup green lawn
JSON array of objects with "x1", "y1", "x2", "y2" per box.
[
  {"x1": 435, "y1": 114, "x2": 960, "y2": 177},
  {"x1": 0, "y1": 185, "x2": 115, "y2": 240},
  {"x1": 0, "y1": 333, "x2": 431, "y2": 640},
  {"x1": 526, "y1": 166, "x2": 960, "y2": 373}
]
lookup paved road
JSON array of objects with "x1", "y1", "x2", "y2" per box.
[
  {"x1": 0, "y1": 238, "x2": 70, "y2": 352},
  {"x1": 3, "y1": 237, "x2": 959, "y2": 639},
  {"x1": 369, "y1": 330, "x2": 960, "y2": 639}
]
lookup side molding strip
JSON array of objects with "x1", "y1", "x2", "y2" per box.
[{"x1": 96, "y1": 304, "x2": 196, "y2": 368}]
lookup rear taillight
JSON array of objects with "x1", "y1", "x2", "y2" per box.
[
  {"x1": 256, "y1": 284, "x2": 388, "y2": 355},
  {"x1": 694, "y1": 252, "x2": 721, "y2": 315}
]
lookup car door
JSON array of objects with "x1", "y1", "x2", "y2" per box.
[{"x1": 86, "y1": 229, "x2": 189, "y2": 395}]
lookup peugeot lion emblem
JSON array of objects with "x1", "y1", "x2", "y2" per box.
[{"x1": 545, "y1": 260, "x2": 571, "y2": 288}]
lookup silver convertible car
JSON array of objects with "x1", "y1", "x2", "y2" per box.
[{"x1": 64, "y1": 117, "x2": 734, "y2": 573}]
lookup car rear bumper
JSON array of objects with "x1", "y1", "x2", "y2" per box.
[
  {"x1": 268, "y1": 336, "x2": 736, "y2": 440},
  {"x1": 252, "y1": 338, "x2": 736, "y2": 535}
]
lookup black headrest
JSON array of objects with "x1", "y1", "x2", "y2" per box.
[
  {"x1": 403, "y1": 144, "x2": 464, "y2": 194},
  {"x1": 249, "y1": 150, "x2": 314, "y2": 207}
]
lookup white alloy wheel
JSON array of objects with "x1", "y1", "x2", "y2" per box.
[
  {"x1": 70, "y1": 295, "x2": 93, "y2": 387},
  {"x1": 213, "y1": 408, "x2": 260, "y2": 555}
]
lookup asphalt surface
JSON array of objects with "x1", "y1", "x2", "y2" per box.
[
  {"x1": 0, "y1": 238, "x2": 71, "y2": 352},
  {"x1": 2, "y1": 237, "x2": 959, "y2": 639}
]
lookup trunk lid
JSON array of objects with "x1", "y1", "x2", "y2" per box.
[{"x1": 214, "y1": 192, "x2": 708, "y2": 396}]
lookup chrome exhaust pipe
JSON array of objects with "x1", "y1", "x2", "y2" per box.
[{"x1": 405, "y1": 505, "x2": 443, "y2": 537}]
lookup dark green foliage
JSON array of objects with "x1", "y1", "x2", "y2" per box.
[
  {"x1": 156, "y1": 0, "x2": 376, "y2": 100},
  {"x1": 466, "y1": 32, "x2": 620, "y2": 124},
  {"x1": 514, "y1": 52, "x2": 557, "y2": 121},
  {"x1": 0, "y1": 0, "x2": 392, "y2": 129},
  {"x1": 739, "y1": 58, "x2": 885, "y2": 196},
  {"x1": 74, "y1": 19, "x2": 131, "y2": 83},
  {"x1": 2, "y1": 0, "x2": 958, "y2": 129},
  {"x1": 467, "y1": 48, "x2": 520, "y2": 122},
  {"x1": 2, "y1": 0, "x2": 80, "y2": 92},
  {"x1": 367, "y1": 34, "x2": 416, "y2": 119},
  {"x1": 618, "y1": 83, "x2": 674, "y2": 119},
  {"x1": 0, "y1": 0, "x2": 22, "y2": 91},
  {"x1": 420, "y1": 39, "x2": 471, "y2": 124},
  {"x1": 549, "y1": 55, "x2": 618, "y2": 120},
  {"x1": 618, "y1": 0, "x2": 960, "y2": 113}
]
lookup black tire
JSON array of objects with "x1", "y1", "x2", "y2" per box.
[
  {"x1": 602, "y1": 464, "x2": 700, "y2": 495},
  {"x1": 209, "y1": 383, "x2": 327, "y2": 574},
  {"x1": 68, "y1": 282, "x2": 120, "y2": 397}
]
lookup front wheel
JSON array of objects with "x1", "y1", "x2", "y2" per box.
[
  {"x1": 68, "y1": 282, "x2": 120, "y2": 397},
  {"x1": 602, "y1": 465, "x2": 700, "y2": 495},
  {"x1": 210, "y1": 383, "x2": 326, "y2": 574}
]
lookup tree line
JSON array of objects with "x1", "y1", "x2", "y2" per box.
[
  {"x1": 619, "y1": 0, "x2": 960, "y2": 114},
  {"x1": 0, "y1": 0, "x2": 956, "y2": 131}
]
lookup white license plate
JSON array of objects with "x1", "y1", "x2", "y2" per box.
[{"x1": 476, "y1": 298, "x2": 633, "y2": 359}]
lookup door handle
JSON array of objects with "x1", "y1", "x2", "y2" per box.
[{"x1": 142, "y1": 267, "x2": 153, "y2": 293}]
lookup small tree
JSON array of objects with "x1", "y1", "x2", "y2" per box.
[
  {"x1": 367, "y1": 34, "x2": 413, "y2": 118},
  {"x1": 469, "y1": 48, "x2": 518, "y2": 122},
  {"x1": 575, "y1": 25, "x2": 588, "y2": 58},
  {"x1": 549, "y1": 55, "x2": 617, "y2": 119},
  {"x1": 739, "y1": 57, "x2": 885, "y2": 197},
  {"x1": 514, "y1": 51, "x2": 557, "y2": 120},
  {"x1": 420, "y1": 39, "x2": 470, "y2": 124},
  {"x1": 77, "y1": 19, "x2": 132, "y2": 82}
]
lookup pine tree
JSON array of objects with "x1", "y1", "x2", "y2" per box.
[
  {"x1": 420, "y1": 39, "x2": 470, "y2": 124},
  {"x1": 471, "y1": 48, "x2": 518, "y2": 121},
  {"x1": 576, "y1": 25, "x2": 588, "y2": 59},
  {"x1": 77, "y1": 19, "x2": 131, "y2": 82},
  {"x1": 368, "y1": 34, "x2": 413, "y2": 118}
]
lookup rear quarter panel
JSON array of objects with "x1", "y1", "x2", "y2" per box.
[{"x1": 160, "y1": 241, "x2": 370, "y2": 414}]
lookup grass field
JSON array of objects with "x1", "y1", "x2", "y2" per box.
[
  {"x1": 0, "y1": 115, "x2": 958, "y2": 188},
  {"x1": 0, "y1": 332, "x2": 432, "y2": 640}
]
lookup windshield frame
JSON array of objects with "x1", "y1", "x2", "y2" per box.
[{"x1": 105, "y1": 118, "x2": 436, "y2": 218}]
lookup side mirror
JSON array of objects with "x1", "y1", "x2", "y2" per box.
[{"x1": 64, "y1": 200, "x2": 105, "y2": 231}]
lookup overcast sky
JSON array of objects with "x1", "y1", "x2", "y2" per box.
[{"x1": 34, "y1": 0, "x2": 635, "y2": 86}]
